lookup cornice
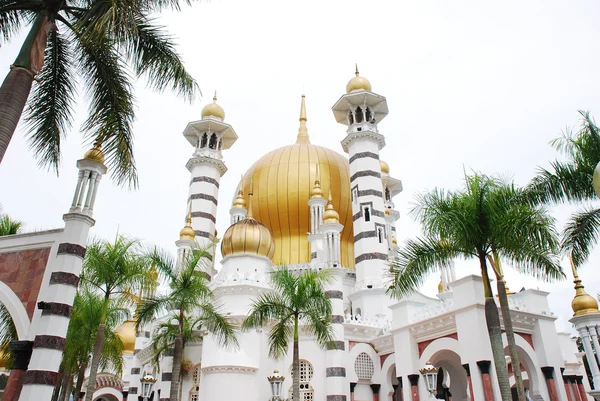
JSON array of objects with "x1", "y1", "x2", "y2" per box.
[
  {"x1": 186, "y1": 156, "x2": 227, "y2": 176},
  {"x1": 341, "y1": 130, "x2": 385, "y2": 152}
]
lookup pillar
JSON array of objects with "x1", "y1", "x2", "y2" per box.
[
  {"x1": 408, "y1": 375, "x2": 419, "y2": 401},
  {"x1": 397, "y1": 377, "x2": 403, "y2": 401},
  {"x1": 476, "y1": 361, "x2": 494, "y2": 401},
  {"x1": 564, "y1": 375, "x2": 575, "y2": 401},
  {"x1": 350, "y1": 382, "x2": 357, "y2": 401},
  {"x1": 3, "y1": 341, "x2": 33, "y2": 401},
  {"x1": 370, "y1": 384, "x2": 381, "y2": 401},
  {"x1": 542, "y1": 366, "x2": 559, "y2": 401},
  {"x1": 462, "y1": 364, "x2": 475, "y2": 401},
  {"x1": 576, "y1": 377, "x2": 588, "y2": 401},
  {"x1": 569, "y1": 376, "x2": 583, "y2": 401},
  {"x1": 325, "y1": 268, "x2": 347, "y2": 401}
]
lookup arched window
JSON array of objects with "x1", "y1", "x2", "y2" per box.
[
  {"x1": 355, "y1": 308, "x2": 362, "y2": 317},
  {"x1": 209, "y1": 133, "x2": 217, "y2": 149},
  {"x1": 354, "y1": 352, "x2": 375, "y2": 380},
  {"x1": 200, "y1": 133, "x2": 208, "y2": 148},
  {"x1": 377, "y1": 228, "x2": 383, "y2": 243},
  {"x1": 189, "y1": 364, "x2": 201, "y2": 401},
  {"x1": 364, "y1": 207, "x2": 371, "y2": 222},
  {"x1": 289, "y1": 360, "x2": 314, "y2": 401},
  {"x1": 365, "y1": 107, "x2": 372, "y2": 122},
  {"x1": 348, "y1": 110, "x2": 354, "y2": 125},
  {"x1": 385, "y1": 187, "x2": 390, "y2": 201},
  {"x1": 355, "y1": 106, "x2": 363, "y2": 123}
]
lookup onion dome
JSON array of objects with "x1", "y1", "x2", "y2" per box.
[
  {"x1": 385, "y1": 208, "x2": 391, "y2": 216},
  {"x1": 84, "y1": 142, "x2": 105, "y2": 164},
  {"x1": 346, "y1": 64, "x2": 372, "y2": 94},
  {"x1": 380, "y1": 160, "x2": 390, "y2": 174},
  {"x1": 201, "y1": 92, "x2": 225, "y2": 120},
  {"x1": 570, "y1": 257, "x2": 599, "y2": 316},
  {"x1": 179, "y1": 205, "x2": 196, "y2": 241},
  {"x1": 115, "y1": 320, "x2": 137, "y2": 354},
  {"x1": 323, "y1": 191, "x2": 340, "y2": 223},
  {"x1": 233, "y1": 177, "x2": 247, "y2": 208},
  {"x1": 221, "y1": 191, "x2": 275, "y2": 259}
]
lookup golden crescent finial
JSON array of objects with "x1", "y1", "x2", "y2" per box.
[
  {"x1": 213, "y1": 90, "x2": 217, "y2": 102},
  {"x1": 355, "y1": 63, "x2": 359, "y2": 76},
  {"x1": 296, "y1": 94, "x2": 310, "y2": 144}
]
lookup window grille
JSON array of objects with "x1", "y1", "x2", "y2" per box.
[{"x1": 354, "y1": 352, "x2": 375, "y2": 379}]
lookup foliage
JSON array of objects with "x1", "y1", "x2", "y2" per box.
[
  {"x1": 0, "y1": 0, "x2": 200, "y2": 186},
  {"x1": 0, "y1": 205, "x2": 22, "y2": 236},
  {"x1": 149, "y1": 313, "x2": 204, "y2": 368},
  {"x1": 0, "y1": 302, "x2": 17, "y2": 369}
]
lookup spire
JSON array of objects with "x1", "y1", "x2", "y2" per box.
[
  {"x1": 355, "y1": 63, "x2": 359, "y2": 76},
  {"x1": 213, "y1": 90, "x2": 217, "y2": 102},
  {"x1": 179, "y1": 202, "x2": 195, "y2": 240},
  {"x1": 311, "y1": 163, "x2": 323, "y2": 199},
  {"x1": 323, "y1": 184, "x2": 339, "y2": 223},
  {"x1": 296, "y1": 94, "x2": 310, "y2": 144},
  {"x1": 570, "y1": 255, "x2": 599, "y2": 316},
  {"x1": 233, "y1": 175, "x2": 246, "y2": 208},
  {"x1": 248, "y1": 176, "x2": 254, "y2": 218}
]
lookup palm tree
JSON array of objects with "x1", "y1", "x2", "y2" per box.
[
  {"x1": 242, "y1": 267, "x2": 333, "y2": 401},
  {"x1": 0, "y1": 0, "x2": 199, "y2": 186},
  {"x1": 389, "y1": 174, "x2": 563, "y2": 401},
  {"x1": 57, "y1": 288, "x2": 128, "y2": 401},
  {"x1": 0, "y1": 206, "x2": 22, "y2": 236},
  {"x1": 80, "y1": 235, "x2": 153, "y2": 401},
  {"x1": 0, "y1": 302, "x2": 17, "y2": 370},
  {"x1": 137, "y1": 247, "x2": 238, "y2": 401},
  {"x1": 528, "y1": 111, "x2": 600, "y2": 267},
  {"x1": 150, "y1": 314, "x2": 203, "y2": 367}
]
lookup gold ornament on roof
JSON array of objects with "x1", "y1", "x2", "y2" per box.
[
  {"x1": 570, "y1": 256, "x2": 599, "y2": 316},
  {"x1": 179, "y1": 203, "x2": 196, "y2": 240},
  {"x1": 438, "y1": 280, "x2": 444, "y2": 293},
  {"x1": 201, "y1": 91, "x2": 225, "y2": 120},
  {"x1": 84, "y1": 141, "x2": 105, "y2": 164},
  {"x1": 296, "y1": 94, "x2": 309, "y2": 144},
  {"x1": 380, "y1": 159, "x2": 390, "y2": 174},
  {"x1": 346, "y1": 64, "x2": 372, "y2": 94},
  {"x1": 323, "y1": 188, "x2": 340, "y2": 223},
  {"x1": 221, "y1": 177, "x2": 275, "y2": 259},
  {"x1": 311, "y1": 163, "x2": 324, "y2": 199},
  {"x1": 233, "y1": 175, "x2": 247, "y2": 208}
]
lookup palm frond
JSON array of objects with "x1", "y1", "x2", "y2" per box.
[
  {"x1": 563, "y1": 206, "x2": 600, "y2": 267},
  {"x1": 0, "y1": 214, "x2": 22, "y2": 236},
  {"x1": 197, "y1": 301, "x2": 238, "y2": 349},
  {"x1": 267, "y1": 317, "x2": 293, "y2": 360},
  {"x1": 0, "y1": 1, "x2": 39, "y2": 45},
  {"x1": 24, "y1": 27, "x2": 76, "y2": 172},
  {"x1": 242, "y1": 292, "x2": 291, "y2": 330}
]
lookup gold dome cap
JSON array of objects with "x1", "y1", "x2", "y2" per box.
[
  {"x1": 323, "y1": 191, "x2": 340, "y2": 223},
  {"x1": 570, "y1": 257, "x2": 599, "y2": 316},
  {"x1": 84, "y1": 142, "x2": 105, "y2": 164},
  {"x1": 221, "y1": 189, "x2": 275, "y2": 259},
  {"x1": 438, "y1": 280, "x2": 444, "y2": 293},
  {"x1": 115, "y1": 320, "x2": 137, "y2": 354},
  {"x1": 179, "y1": 205, "x2": 196, "y2": 241},
  {"x1": 346, "y1": 64, "x2": 372, "y2": 94},
  {"x1": 233, "y1": 176, "x2": 247, "y2": 208},
  {"x1": 380, "y1": 160, "x2": 389, "y2": 174},
  {"x1": 201, "y1": 92, "x2": 225, "y2": 120},
  {"x1": 311, "y1": 164, "x2": 324, "y2": 199}
]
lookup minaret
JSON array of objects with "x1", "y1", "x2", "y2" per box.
[
  {"x1": 176, "y1": 205, "x2": 196, "y2": 267},
  {"x1": 308, "y1": 163, "x2": 327, "y2": 263},
  {"x1": 380, "y1": 159, "x2": 402, "y2": 259},
  {"x1": 19, "y1": 145, "x2": 107, "y2": 401},
  {"x1": 332, "y1": 66, "x2": 390, "y2": 316},
  {"x1": 230, "y1": 176, "x2": 247, "y2": 224},
  {"x1": 182, "y1": 93, "x2": 237, "y2": 276}
]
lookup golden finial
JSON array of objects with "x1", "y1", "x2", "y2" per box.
[
  {"x1": 248, "y1": 175, "x2": 254, "y2": 218},
  {"x1": 311, "y1": 163, "x2": 323, "y2": 199},
  {"x1": 213, "y1": 90, "x2": 217, "y2": 102},
  {"x1": 323, "y1": 184, "x2": 339, "y2": 223},
  {"x1": 569, "y1": 254, "x2": 599, "y2": 316},
  {"x1": 296, "y1": 94, "x2": 310, "y2": 144},
  {"x1": 346, "y1": 64, "x2": 372, "y2": 93},
  {"x1": 84, "y1": 140, "x2": 105, "y2": 164},
  {"x1": 179, "y1": 202, "x2": 196, "y2": 240},
  {"x1": 233, "y1": 175, "x2": 246, "y2": 208},
  {"x1": 355, "y1": 63, "x2": 359, "y2": 76}
]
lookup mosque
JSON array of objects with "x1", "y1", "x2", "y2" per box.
[{"x1": 0, "y1": 69, "x2": 596, "y2": 401}]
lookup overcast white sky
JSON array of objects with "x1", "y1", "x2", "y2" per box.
[{"x1": 1, "y1": 0, "x2": 600, "y2": 332}]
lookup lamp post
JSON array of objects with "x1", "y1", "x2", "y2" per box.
[
  {"x1": 419, "y1": 361, "x2": 439, "y2": 400},
  {"x1": 140, "y1": 372, "x2": 157, "y2": 401},
  {"x1": 267, "y1": 369, "x2": 285, "y2": 401}
]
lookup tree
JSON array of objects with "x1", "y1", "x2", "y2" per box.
[
  {"x1": 0, "y1": 302, "x2": 17, "y2": 370},
  {"x1": 57, "y1": 288, "x2": 128, "y2": 401},
  {"x1": 528, "y1": 111, "x2": 600, "y2": 267},
  {"x1": 137, "y1": 247, "x2": 238, "y2": 401},
  {"x1": 80, "y1": 235, "x2": 153, "y2": 401},
  {"x1": 0, "y1": 0, "x2": 199, "y2": 186},
  {"x1": 0, "y1": 206, "x2": 22, "y2": 236},
  {"x1": 242, "y1": 267, "x2": 333, "y2": 401},
  {"x1": 389, "y1": 174, "x2": 563, "y2": 401}
]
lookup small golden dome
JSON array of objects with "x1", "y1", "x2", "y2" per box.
[
  {"x1": 570, "y1": 260, "x2": 600, "y2": 316},
  {"x1": 179, "y1": 206, "x2": 196, "y2": 241},
  {"x1": 84, "y1": 142, "x2": 105, "y2": 164},
  {"x1": 233, "y1": 190, "x2": 246, "y2": 208},
  {"x1": 392, "y1": 237, "x2": 397, "y2": 245},
  {"x1": 380, "y1": 160, "x2": 389, "y2": 174},
  {"x1": 323, "y1": 192, "x2": 340, "y2": 223},
  {"x1": 385, "y1": 208, "x2": 391, "y2": 216},
  {"x1": 346, "y1": 65, "x2": 372, "y2": 93},
  {"x1": 201, "y1": 92, "x2": 225, "y2": 120},
  {"x1": 438, "y1": 281, "x2": 444, "y2": 293},
  {"x1": 221, "y1": 217, "x2": 275, "y2": 259},
  {"x1": 115, "y1": 320, "x2": 136, "y2": 354}
]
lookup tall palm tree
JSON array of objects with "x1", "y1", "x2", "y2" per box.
[
  {"x1": 0, "y1": 0, "x2": 199, "y2": 186},
  {"x1": 528, "y1": 111, "x2": 600, "y2": 267},
  {"x1": 137, "y1": 247, "x2": 238, "y2": 401},
  {"x1": 389, "y1": 174, "x2": 563, "y2": 401},
  {"x1": 80, "y1": 235, "x2": 153, "y2": 401},
  {"x1": 242, "y1": 267, "x2": 333, "y2": 401},
  {"x1": 150, "y1": 314, "x2": 203, "y2": 368}
]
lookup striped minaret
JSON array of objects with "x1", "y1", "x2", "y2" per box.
[
  {"x1": 182, "y1": 93, "x2": 237, "y2": 277},
  {"x1": 19, "y1": 145, "x2": 107, "y2": 401},
  {"x1": 321, "y1": 196, "x2": 348, "y2": 401},
  {"x1": 126, "y1": 326, "x2": 151, "y2": 401},
  {"x1": 332, "y1": 67, "x2": 389, "y2": 317}
]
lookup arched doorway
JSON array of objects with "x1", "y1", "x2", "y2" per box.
[
  {"x1": 94, "y1": 395, "x2": 120, "y2": 401},
  {"x1": 428, "y1": 349, "x2": 469, "y2": 401}
]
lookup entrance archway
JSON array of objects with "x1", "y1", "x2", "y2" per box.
[
  {"x1": 93, "y1": 394, "x2": 120, "y2": 401},
  {"x1": 420, "y1": 338, "x2": 469, "y2": 401}
]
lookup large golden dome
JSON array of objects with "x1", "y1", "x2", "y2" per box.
[
  {"x1": 115, "y1": 320, "x2": 136, "y2": 354},
  {"x1": 236, "y1": 96, "x2": 354, "y2": 267}
]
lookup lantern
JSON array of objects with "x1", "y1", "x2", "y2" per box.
[
  {"x1": 140, "y1": 372, "x2": 157, "y2": 401},
  {"x1": 267, "y1": 369, "x2": 285, "y2": 400},
  {"x1": 419, "y1": 361, "x2": 439, "y2": 400}
]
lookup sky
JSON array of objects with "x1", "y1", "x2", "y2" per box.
[{"x1": 1, "y1": 0, "x2": 600, "y2": 333}]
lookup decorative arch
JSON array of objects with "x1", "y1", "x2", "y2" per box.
[
  {"x1": 420, "y1": 337, "x2": 469, "y2": 401},
  {"x1": 348, "y1": 343, "x2": 380, "y2": 383},
  {"x1": 0, "y1": 281, "x2": 31, "y2": 340},
  {"x1": 381, "y1": 354, "x2": 400, "y2": 401},
  {"x1": 502, "y1": 333, "x2": 548, "y2": 401},
  {"x1": 92, "y1": 386, "x2": 122, "y2": 401}
]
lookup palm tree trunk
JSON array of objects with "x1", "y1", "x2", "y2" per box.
[
  {"x1": 480, "y1": 255, "x2": 512, "y2": 401},
  {"x1": 0, "y1": 13, "x2": 52, "y2": 164},
  {"x1": 51, "y1": 366, "x2": 65, "y2": 401},
  {"x1": 74, "y1": 361, "x2": 88, "y2": 401},
  {"x1": 170, "y1": 333, "x2": 184, "y2": 401},
  {"x1": 62, "y1": 373, "x2": 74, "y2": 401},
  {"x1": 497, "y1": 279, "x2": 526, "y2": 401},
  {"x1": 293, "y1": 314, "x2": 300, "y2": 401},
  {"x1": 84, "y1": 323, "x2": 105, "y2": 401}
]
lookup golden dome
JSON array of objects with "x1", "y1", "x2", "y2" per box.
[
  {"x1": 570, "y1": 258, "x2": 600, "y2": 316},
  {"x1": 237, "y1": 95, "x2": 354, "y2": 267},
  {"x1": 346, "y1": 65, "x2": 372, "y2": 94},
  {"x1": 221, "y1": 217, "x2": 275, "y2": 259},
  {"x1": 201, "y1": 92, "x2": 225, "y2": 120},
  {"x1": 438, "y1": 281, "x2": 444, "y2": 293},
  {"x1": 115, "y1": 320, "x2": 136, "y2": 354},
  {"x1": 179, "y1": 206, "x2": 196, "y2": 241},
  {"x1": 84, "y1": 142, "x2": 105, "y2": 164},
  {"x1": 323, "y1": 192, "x2": 340, "y2": 223},
  {"x1": 380, "y1": 160, "x2": 389, "y2": 174}
]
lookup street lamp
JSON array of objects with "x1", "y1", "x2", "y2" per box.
[
  {"x1": 140, "y1": 372, "x2": 157, "y2": 401},
  {"x1": 419, "y1": 361, "x2": 439, "y2": 400},
  {"x1": 267, "y1": 369, "x2": 285, "y2": 401}
]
